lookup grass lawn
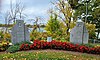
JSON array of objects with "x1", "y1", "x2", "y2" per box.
[{"x1": 0, "y1": 50, "x2": 100, "y2": 60}]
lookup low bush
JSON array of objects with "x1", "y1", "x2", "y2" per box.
[
  {"x1": 6, "y1": 45, "x2": 20, "y2": 53},
  {"x1": 6, "y1": 41, "x2": 31, "y2": 53},
  {"x1": 82, "y1": 44, "x2": 94, "y2": 48},
  {"x1": 20, "y1": 40, "x2": 100, "y2": 55},
  {"x1": 15, "y1": 41, "x2": 32, "y2": 45}
]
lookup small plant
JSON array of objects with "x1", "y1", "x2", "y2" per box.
[
  {"x1": 6, "y1": 41, "x2": 31, "y2": 53},
  {"x1": 6, "y1": 45, "x2": 20, "y2": 53}
]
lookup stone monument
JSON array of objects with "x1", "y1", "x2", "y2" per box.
[
  {"x1": 70, "y1": 17, "x2": 88, "y2": 44},
  {"x1": 11, "y1": 20, "x2": 30, "y2": 44}
]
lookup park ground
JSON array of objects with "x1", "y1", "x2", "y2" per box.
[{"x1": 0, "y1": 49, "x2": 100, "y2": 60}]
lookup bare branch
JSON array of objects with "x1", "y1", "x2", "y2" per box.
[{"x1": 7, "y1": 0, "x2": 26, "y2": 23}]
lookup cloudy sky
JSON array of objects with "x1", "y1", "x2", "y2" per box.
[{"x1": 0, "y1": 0, "x2": 54, "y2": 24}]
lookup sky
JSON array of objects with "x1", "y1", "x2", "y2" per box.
[{"x1": 0, "y1": 0, "x2": 54, "y2": 24}]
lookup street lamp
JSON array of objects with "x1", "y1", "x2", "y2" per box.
[{"x1": 85, "y1": 0, "x2": 90, "y2": 23}]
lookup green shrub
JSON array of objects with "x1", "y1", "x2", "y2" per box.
[
  {"x1": 6, "y1": 45, "x2": 20, "y2": 53},
  {"x1": 81, "y1": 44, "x2": 94, "y2": 48},
  {"x1": 6, "y1": 41, "x2": 31, "y2": 53},
  {"x1": 15, "y1": 41, "x2": 32, "y2": 45}
]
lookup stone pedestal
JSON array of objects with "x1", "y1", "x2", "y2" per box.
[
  {"x1": 70, "y1": 19, "x2": 88, "y2": 44},
  {"x1": 11, "y1": 20, "x2": 30, "y2": 44}
]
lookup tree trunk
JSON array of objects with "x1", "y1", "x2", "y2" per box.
[{"x1": 97, "y1": 29, "x2": 100, "y2": 39}]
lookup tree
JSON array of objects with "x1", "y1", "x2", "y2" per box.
[
  {"x1": 45, "y1": 14, "x2": 61, "y2": 35},
  {"x1": 2, "y1": 0, "x2": 26, "y2": 41},
  {"x1": 52, "y1": 0, "x2": 73, "y2": 34},
  {"x1": 86, "y1": 23, "x2": 96, "y2": 39},
  {"x1": 29, "y1": 16, "x2": 44, "y2": 32},
  {"x1": 68, "y1": 0, "x2": 100, "y2": 39},
  {"x1": 6, "y1": 0, "x2": 26, "y2": 24},
  {"x1": 91, "y1": 0, "x2": 100, "y2": 39},
  {"x1": 68, "y1": 0, "x2": 79, "y2": 9}
]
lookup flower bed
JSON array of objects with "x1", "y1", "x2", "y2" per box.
[{"x1": 20, "y1": 40, "x2": 100, "y2": 55}]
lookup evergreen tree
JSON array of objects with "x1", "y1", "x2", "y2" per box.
[{"x1": 45, "y1": 14, "x2": 61, "y2": 35}]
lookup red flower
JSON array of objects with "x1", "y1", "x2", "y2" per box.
[
  {"x1": 20, "y1": 44, "x2": 25, "y2": 50},
  {"x1": 34, "y1": 43, "x2": 36, "y2": 46},
  {"x1": 19, "y1": 40, "x2": 100, "y2": 55},
  {"x1": 30, "y1": 45, "x2": 34, "y2": 49},
  {"x1": 37, "y1": 46, "x2": 40, "y2": 49}
]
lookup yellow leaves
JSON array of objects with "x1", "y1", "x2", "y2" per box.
[
  {"x1": 3, "y1": 56, "x2": 8, "y2": 59},
  {"x1": 4, "y1": 33, "x2": 11, "y2": 39},
  {"x1": 65, "y1": 6, "x2": 72, "y2": 17},
  {"x1": 94, "y1": 45, "x2": 100, "y2": 48},
  {"x1": 0, "y1": 32, "x2": 11, "y2": 41},
  {"x1": 74, "y1": 56, "x2": 77, "y2": 58},
  {"x1": 70, "y1": 22, "x2": 76, "y2": 29},
  {"x1": 67, "y1": 58, "x2": 70, "y2": 60},
  {"x1": 55, "y1": 0, "x2": 72, "y2": 19},
  {"x1": 0, "y1": 50, "x2": 100, "y2": 60},
  {"x1": 36, "y1": 52, "x2": 39, "y2": 54},
  {"x1": 0, "y1": 40, "x2": 9, "y2": 47},
  {"x1": 21, "y1": 54, "x2": 24, "y2": 56},
  {"x1": 86, "y1": 23, "x2": 96, "y2": 38},
  {"x1": 86, "y1": 23, "x2": 96, "y2": 31},
  {"x1": 34, "y1": 55, "x2": 36, "y2": 56},
  {"x1": 21, "y1": 58, "x2": 27, "y2": 60}
]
